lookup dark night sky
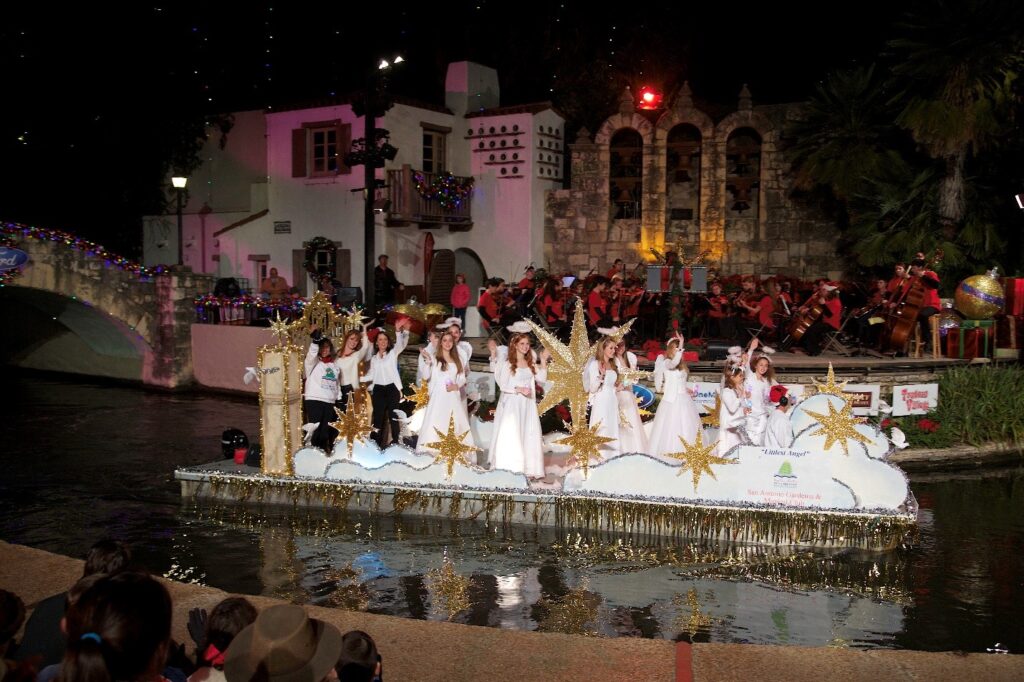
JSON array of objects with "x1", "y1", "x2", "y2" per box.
[{"x1": 1, "y1": 1, "x2": 899, "y2": 253}]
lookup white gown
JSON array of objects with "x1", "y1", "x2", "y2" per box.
[
  {"x1": 717, "y1": 386, "x2": 747, "y2": 456},
  {"x1": 764, "y1": 408, "x2": 794, "y2": 448},
  {"x1": 416, "y1": 361, "x2": 473, "y2": 455},
  {"x1": 490, "y1": 362, "x2": 548, "y2": 477},
  {"x1": 648, "y1": 354, "x2": 702, "y2": 461},
  {"x1": 743, "y1": 360, "x2": 775, "y2": 446},
  {"x1": 584, "y1": 360, "x2": 621, "y2": 459},
  {"x1": 614, "y1": 352, "x2": 649, "y2": 455}
]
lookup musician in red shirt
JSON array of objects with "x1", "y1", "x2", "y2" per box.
[
  {"x1": 606, "y1": 258, "x2": 625, "y2": 280},
  {"x1": 910, "y1": 258, "x2": 940, "y2": 348},
  {"x1": 797, "y1": 282, "x2": 843, "y2": 355},
  {"x1": 735, "y1": 277, "x2": 775, "y2": 332},
  {"x1": 517, "y1": 266, "x2": 537, "y2": 291},
  {"x1": 587, "y1": 277, "x2": 611, "y2": 328},
  {"x1": 705, "y1": 281, "x2": 736, "y2": 338}
]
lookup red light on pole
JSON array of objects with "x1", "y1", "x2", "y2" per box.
[{"x1": 638, "y1": 86, "x2": 662, "y2": 110}]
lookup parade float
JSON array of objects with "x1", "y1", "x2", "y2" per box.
[{"x1": 176, "y1": 299, "x2": 918, "y2": 551}]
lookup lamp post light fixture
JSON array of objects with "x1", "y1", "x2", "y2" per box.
[{"x1": 171, "y1": 176, "x2": 188, "y2": 266}]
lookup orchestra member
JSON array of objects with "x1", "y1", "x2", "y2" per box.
[
  {"x1": 587, "y1": 277, "x2": 612, "y2": 328},
  {"x1": 735, "y1": 277, "x2": 775, "y2": 334},
  {"x1": 606, "y1": 258, "x2": 625, "y2": 280},
  {"x1": 910, "y1": 258, "x2": 940, "y2": 351},
  {"x1": 797, "y1": 281, "x2": 842, "y2": 355}
]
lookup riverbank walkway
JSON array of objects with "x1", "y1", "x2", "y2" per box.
[{"x1": 2, "y1": 541, "x2": 1021, "y2": 681}]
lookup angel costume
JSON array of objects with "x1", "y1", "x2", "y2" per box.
[
  {"x1": 490, "y1": 360, "x2": 548, "y2": 477},
  {"x1": 648, "y1": 353, "x2": 702, "y2": 461},
  {"x1": 717, "y1": 385, "x2": 747, "y2": 455},
  {"x1": 584, "y1": 359, "x2": 622, "y2": 458},
  {"x1": 742, "y1": 355, "x2": 776, "y2": 446},
  {"x1": 416, "y1": 358, "x2": 473, "y2": 455},
  {"x1": 763, "y1": 408, "x2": 794, "y2": 448},
  {"x1": 614, "y1": 351, "x2": 649, "y2": 455}
]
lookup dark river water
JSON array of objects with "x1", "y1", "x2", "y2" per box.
[{"x1": 2, "y1": 374, "x2": 1022, "y2": 652}]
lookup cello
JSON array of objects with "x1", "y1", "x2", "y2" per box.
[
  {"x1": 784, "y1": 298, "x2": 825, "y2": 346},
  {"x1": 877, "y1": 277, "x2": 927, "y2": 354}
]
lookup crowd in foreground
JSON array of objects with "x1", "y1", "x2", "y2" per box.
[{"x1": 0, "y1": 541, "x2": 382, "y2": 682}]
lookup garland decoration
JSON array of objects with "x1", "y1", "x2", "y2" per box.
[{"x1": 413, "y1": 172, "x2": 474, "y2": 210}]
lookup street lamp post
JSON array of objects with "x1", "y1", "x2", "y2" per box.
[{"x1": 172, "y1": 176, "x2": 188, "y2": 267}]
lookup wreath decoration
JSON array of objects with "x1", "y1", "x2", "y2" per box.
[
  {"x1": 413, "y1": 172, "x2": 474, "y2": 210},
  {"x1": 303, "y1": 237, "x2": 337, "y2": 280}
]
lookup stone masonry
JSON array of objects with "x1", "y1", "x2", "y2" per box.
[{"x1": 544, "y1": 84, "x2": 842, "y2": 280}]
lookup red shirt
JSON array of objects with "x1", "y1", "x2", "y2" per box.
[
  {"x1": 707, "y1": 294, "x2": 730, "y2": 319},
  {"x1": 886, "y1": 276, "x2": 908, "y2": 295},
  {"x1": 518, "y1": 277, "x2": 535, "y2": 290},
  {"x1": 822, "y1": 296, "x2": 843, "y2": 330},
  {"x1": 478, "y1": 290, "x2": 499, "y2": 322},
  {"x1": 450, "y1": 283, "x2": 471, "y2": 308},
  {"x1": 541, "y1": 294, "x2": 564, "y2": 323},
  {"x1": 587, "y1": 289, "x2": 607, "y2": 324},
  {"x1": 918, "y1": 271, "x2": 940, "y2": 309}
]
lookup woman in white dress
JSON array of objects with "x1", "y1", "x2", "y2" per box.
[
  {"x1": 335, "y1": 325, "x2": 373, "y2": 412},
  {"x1": 742, "y1": 338, "x2": 777, "y2": 445},
  {"x1": 718, "y1": 364, "x2": 748, "y2": 456},
  {"x1": 583, "y1": 337, "x2": 622, "y2": 459},
  {"x1": 648, "y1": 334, "x2": 702, "y2": 461},
  {"x1": 416, "y1": 331, "x2": 473, "y2": 455},
  {"x1": 613, "y1": 339, "x2": 649, "y2": 454},
  {"x1": 489, "y1": 333, "x2": 550, "y2": 477}
]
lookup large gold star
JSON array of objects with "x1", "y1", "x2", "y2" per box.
[
  {"x1": 555, "y1": 421, "x2": 616, "y2": 478},
  {"x1": 526, "y1": 304, "x2": 596, "y2": 423},
  {"x1": 423, "y1": 415, "x2": 482, "y2": 479},
  {"x1": 341, "y1": 306, "x2": 368, "y2": 333},
  {"x1": 804, "y1": 399, "x2": 873, "y2": 456},
  {"x1": 700, "y1": 394, "x2": 722, "y2": 428},
  {"x1": 330, "y1": 401, "x2": 373, "y2": 456},
  {"x1": 665, "y1": 430, "x2": 732, "y2": 490},
  {"x1": 404, "y1": 379, "x2": 430, "y2": 411},
  {"x1": 812, "y1": 363, "x2": 851, "y2": 399}
]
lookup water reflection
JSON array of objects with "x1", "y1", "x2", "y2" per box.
[{"x1": 1, "y1": 375, "x2": 1023, "y2": 651}]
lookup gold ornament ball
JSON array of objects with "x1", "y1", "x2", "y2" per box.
[{"x1": 954, "y1": 273, "x2": 1004, "y2": 320}]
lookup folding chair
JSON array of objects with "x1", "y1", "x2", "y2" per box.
[{"x1": 821, "y1": 313, "x2": 855, "y2": 356}]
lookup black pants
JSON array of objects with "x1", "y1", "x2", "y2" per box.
[
  {"x1": 304, "y1": 399, "x2": 337, "y2": 452},
  {"x1": 371, "y1": 384, "x2": 402, "y2": 448},
  {"x1": 335, "y1": 384, "x2": 354, "y2": 415},
  {"x1": 801, "y1": 319, "x2": 834, "y2": 355}
]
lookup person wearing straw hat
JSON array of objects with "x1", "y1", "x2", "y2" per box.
[
  {"x1": 224, "y1": 604, "x2": 342, "y2": 682},
  {"x1": 489, "y1": 330, "x2": 549, "y2": 478}
]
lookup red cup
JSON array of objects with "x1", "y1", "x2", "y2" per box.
[{"x1": 234, "y1": 447, "x2": 247, "y2": 465}]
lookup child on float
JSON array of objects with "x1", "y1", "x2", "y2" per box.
[
  {"x1": 488, "y1": 332, "x2": 550, "y2": 478},
  {"x1": 764, "y1": 385, "x2": 796, "y2": 449},
  {"x1": 718, "y1": 362, "x2": 749, "y2": 456},
  {"x1": 648, "y1": 333, "x2": 703, "y2": 462},
  {"x1": 416, "y1": 330, "x2": 474, "y2": 455},
  {"x1": 583, "y1": 336, "x2": 623, "y2": 459},
  {"x1": 607, "y1": 328, "x2": 648, "y2": 455},
  {"x1": 361, "y1": 318, "x2": 411, "y2": 449},
  {"x1": 742, "y1": 337, "x2": 778, "y2": 446}
]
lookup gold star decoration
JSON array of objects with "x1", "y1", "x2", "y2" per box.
[
  {"x1": 618, "y1": 409, "x2": 631, "y2": 429},
  {"x1": 425, "y1": 553, "x2": 471, "y2": 621},
  {"x1": 404, "y1": 379, "x2": 430, "y2": 411},
  {"x1": 673, "y1": 588, "x2": 714, "y2": 638},
  {"x1": 616, "y1": 364, "x2": 651, "y2": 386},
  {"x1": 700, "y1": 394, "x2": 722, "y2": 428},
  {"x1": 341, "y1": 306, "x2": 368, "y2": 333},
  {"x1": 803, "y1": 399, "x2": 873, "y2": 456},
  {"x1": 526, "y1": 304, "x2": 597, "y2": 423},
  {"x1": 665, "y1": 430, "x2": 732, "y2": 490},
  {"x1": 555, "y1": 421, "x2": 616, "y2": 478},
  {"x1": 330, "y1": 401, "x2": 374, "y2": 457},
  {"x1": 268, "y1": 311, "x2": 297, "y2": 346},
  {"x1": 812, "y1": 363, "x2": 852, "y2": 399},
  {"x1": 423, "y1": 414, "x2": 482, "y2": 479}
]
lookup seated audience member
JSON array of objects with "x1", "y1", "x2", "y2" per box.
[
  {"x1": 188, "y1": 598, "x2": 258, "y2": 682},
  {"x1": 224, "y1": 605, "x2": 342, "y2": 682},
  {"x1": 335, "y1": 630, "x2": 382, "y2": 682},
  {"x1": 259, "y1": 268, "x2": 290, "y2": 302},
  {"x1": 13, "y1": 539, "x2": 132, "y2": 668},
  {"x1": 1, "y1": 590, "x2": 30, "y2": 682},
  {"x1": 61, "y1": 572, "x2": 173, "y2": 682}
]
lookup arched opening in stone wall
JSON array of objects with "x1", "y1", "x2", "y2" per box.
[
  {"x1": 609, "y1": 129, "x2": 644, "y2": 220},
  {"x1": 666, "y1": 124, "x2": 702, "y2": 247},
  {"x1": 725, "y1": 128, "x2": 762, "y2": 224}
]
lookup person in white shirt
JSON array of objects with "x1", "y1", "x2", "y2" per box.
[
  {"x1": 335, "y1": 324, "x2": 374, "y2": 413},
  {"x1": 742, "y1": 337, "x2": 777, "y2": 446},
  {"x1": 612, "y1": 335, "x2": 648, "y2": 455},
  {"x1": 417, "y1": 330, "x2": 473, "y2": 455},
  {"x1": 304, "y1": 328, "x2": 343, "y2": 451},
  {"x1": 583, "y1": 337, "x2": 622, "y2": 459},
  {"x1": 718, "y1": 364, "x2": 748, "y2": 456},
  {"x1": 418, "y1": 317, "x2": 472, "y2": 382},
  {"x1": 764, "y1": 385, "x2": 795, "y2": 448},
  {"x1": 362, "y1": 319, "x2": 411, "y2": 448},
  {"x1": 489, "y1": 333, "x2": 549, "y2": 477},
  {"x1": 648, "y1": 334, "x2": 702, "y2": 462}
]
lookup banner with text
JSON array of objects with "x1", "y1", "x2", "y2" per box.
[{"x1": 892, "y1": 383, "x2": 938, "y2": 416}]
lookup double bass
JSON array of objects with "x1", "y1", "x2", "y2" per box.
[
  {"x1": 784, "y1": 298, "x2": 825, "y2": 345},
  {"x1": 877, "y1": 277, "x2": 927, "y2": 354}
]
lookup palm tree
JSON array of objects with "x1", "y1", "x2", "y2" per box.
[{"x1": 887, "y1": 0, "x2": 1024, "y2": 238}]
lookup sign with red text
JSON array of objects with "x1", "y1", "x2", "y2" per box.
[
  {"x1": 892, "y1": 383, "x2": 938, "y2": 416},
  {"x1": 844, "y1": 384, "x2": 881, "y2": 416}
]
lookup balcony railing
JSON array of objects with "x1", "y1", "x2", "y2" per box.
[{"x1": 386, "y1": 165, "x2": 473, "y2": 229}]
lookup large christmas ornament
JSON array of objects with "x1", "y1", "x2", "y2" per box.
[
  {"x1": 954, "y1": 269, "x2": 1005, "y2": 320},
  {"x1": 936, "y1": 302, "x2": 961, "y2": 338}
]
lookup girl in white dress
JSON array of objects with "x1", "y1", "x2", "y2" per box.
[
  {"x1": 742, "y1": 338, "x2": 777, "y2": 445},
  {"x1": 416, "y1": 331, "x2": 473, "y2": 455},
  {"x1": 583, "y1": 337, "x2": 622, "y2": 459},
  {"x1": 718, "y1": 364, "x2": 748, "y2": 456},
  {"x1": 764, "y1": 385, "x2": 795, "y2": 448},
  {"x1": 489, "y1": 333, "x2": 550, "y2": 478},
  {"x1": 648, "y1": 334, "x2": 702, "y2": 461},
  {"x1": 613, "y1": 339, "x2": 649, "y2": 454}
]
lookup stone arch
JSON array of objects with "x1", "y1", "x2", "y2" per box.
[
  {"x1": 608, "y1": 128, "x2": 645, "y2": 220},
  {"x1": 453, "y1": 247, "x2": 487, "y2": 295}
]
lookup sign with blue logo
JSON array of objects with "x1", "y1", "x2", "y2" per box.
[
  {"x1": 0, "y1": 247, "x2": 28, "y2": 271},
  {"x1": 632, "y1": 383, "x2": 655, "y2": 409}
]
